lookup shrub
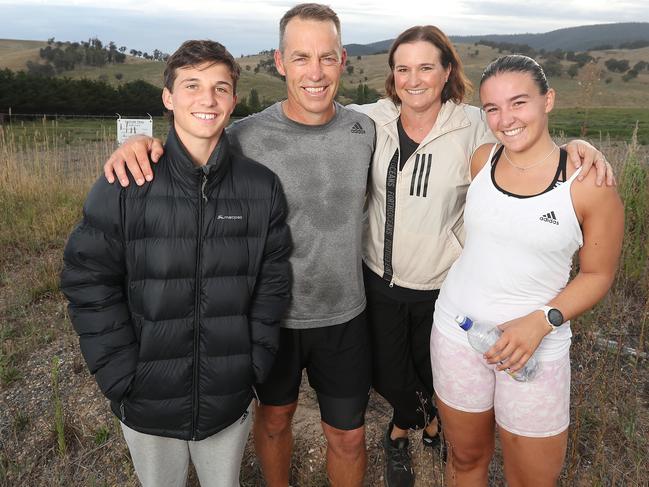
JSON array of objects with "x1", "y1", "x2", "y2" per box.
[{"x1": 605, "y1": 58, "x2": 630, "y2": 73}]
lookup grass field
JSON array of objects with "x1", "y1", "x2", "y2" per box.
[
  {"x1": 0, "y1": 109, "x2": 648, "y2": 485},
  {"x1": 0, "y1": 39, "x2": 46, "y2": 71},
  {"x1": 3, "y1": 105, "x2": 648, "y2": 149},
  {"x1": 2, "y1": 116, "x2": 169, "y2": 148},
  {"x1": 1, "y1": 37, "x2": 648, "y2": 485},
  {"x1": 550, "y1": 108, "x2": 649, "y2": 144}
]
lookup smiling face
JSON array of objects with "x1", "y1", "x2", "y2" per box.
[
  {"x1": 392, "y1": 41, "x2": 450, "y2": 114},
  {"x1": 480, "y1": 70, "x2": 555, "y2": 154},
  {"x1": 162, "y1": 62, "x2": 237, "y2": 159},
  {"x1": 274, "y1": 17, "x2": 345, "y2": 125}
]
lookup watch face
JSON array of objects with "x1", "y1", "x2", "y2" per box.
[{"x1": 548, "y1": 308, "x2": 564, "y2": 327}]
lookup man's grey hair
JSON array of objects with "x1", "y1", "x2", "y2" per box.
[{"x1": 278, "y1": 3, "x2": 342, "y2": 53}]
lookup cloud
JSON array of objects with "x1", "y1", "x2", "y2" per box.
[
  {"x1": 0, "y1": 4, "x2": 278, "y2": 55},
  {"x1": 460, "y1": 0, "x2": 649, "y2": 24},
  {"x1": 1, "y1": 0, "x2": 647, "y2": 55}
]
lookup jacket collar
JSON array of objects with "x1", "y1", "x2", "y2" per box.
[
  {"x1": 164, "y1": 125, "x2": 231, "y2": 185},
  {"x1": 372, "y1": 98, "x2": 472, "y2": 146}
]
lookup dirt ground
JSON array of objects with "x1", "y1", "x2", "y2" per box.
[{"x1": 0, "y1": 325, "x2": 446, "y2": 487}]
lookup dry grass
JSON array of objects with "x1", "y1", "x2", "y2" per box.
[
  {"x1": 0, "y1": 39, "x2": 47, "y2": 71},
  {"x1": 0, "y1": 120, "x2": 647, "y2": 486}
]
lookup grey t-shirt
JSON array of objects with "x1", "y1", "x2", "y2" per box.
[{"x1": 227, "y1": 102, "x2": 375, "y2": 329}]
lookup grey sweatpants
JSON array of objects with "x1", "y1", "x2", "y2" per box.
[{"x1": 121, "y1": 404, "x2": 252, "y2": 487}]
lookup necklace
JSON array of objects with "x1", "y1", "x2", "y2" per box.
[
  {"x1": 503, "y1": 144, "x2": 557, "y2": 171},
  {"x1": 403, "y1": 120, "x2": 432, "y2": 133},
  {"x1": 400, "y1": 114, "x2": 435, "y2": 134}
]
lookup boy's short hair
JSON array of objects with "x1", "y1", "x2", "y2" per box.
[{"x1": 163, "y1": 40, "x2": 241, "y2": 93}]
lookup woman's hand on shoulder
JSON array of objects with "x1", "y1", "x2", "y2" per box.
[
  {"x1": 564, "y1": 139, "x2": 616, "y2": 186},
  {"x1": 470, "y1": 143, "x2": 496, "y2": 180},
  {"x1": 484, "y1": 311, "x2": 550, "y2": 373}
]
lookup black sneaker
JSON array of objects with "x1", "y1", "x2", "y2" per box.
[
  {"x1": 422, "y1": 417, "x2": 447, "y2": 461},
  {"x1": 383, "y1": 423, "x2": 414, "y2": 487},
  {"x1": 422, "y1": 415, "x2": 441, "y2": 449},
  {"x1": 422, "y1": 428, "x2": 440, "y2": 448}
]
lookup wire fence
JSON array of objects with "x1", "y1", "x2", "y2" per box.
[
  {"x1": 0, "y1": 112, "x2": 249, "y2": 147},
  {"x1": 0, "y1": 112, "x2": 169, "y2": 145},
  {"x1": 0, "y1": 112, "x2": 124, "y2": 120}
]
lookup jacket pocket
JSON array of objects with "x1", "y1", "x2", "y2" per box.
[{"x1": 446, "y1": 227, "x2": 463, "y2": 259}]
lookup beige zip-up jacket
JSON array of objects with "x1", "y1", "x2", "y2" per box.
[{"x1": 351, "y1": 98, "x2": 495, "y2": 290}]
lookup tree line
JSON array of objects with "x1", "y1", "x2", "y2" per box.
[
  {"x1": 0, "y1": 69, "x2": 163, "y2": 115},
  {"x1": 337, "y1": 83, "x2": 381, "y2": 105},
  {"x1": 0, "y1": 70, "x2": 269, "y2": 118},
  {"x1": 476, "y1": 40, "x2": 648, "y2": 81},
  {"x1": 28, "y1": 37, "x2": 170, "y2": 77}
]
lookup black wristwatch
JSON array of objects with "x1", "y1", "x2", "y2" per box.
[{"x1": 539, "y1": 306, "x2": 564, "y2": 334}]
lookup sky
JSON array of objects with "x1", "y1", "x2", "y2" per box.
[{"x1": 2, "y1": 0, "x2": 648, "y2": 56}]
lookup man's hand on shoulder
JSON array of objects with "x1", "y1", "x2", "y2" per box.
[{"x1": 104, "y1": 135, "x2": 165, "y2": 187}]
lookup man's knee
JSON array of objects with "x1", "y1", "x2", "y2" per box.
[
  {"x1": 322, "y1": 424, "x2": 366, "y2": 457},
  {"x1": 255, "y1": 402, "x2": 297, "y2": 437}
]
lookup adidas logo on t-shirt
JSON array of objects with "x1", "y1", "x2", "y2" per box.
[
  {"x1": 539, "y1": 211, "x2": 559, "y2": 225},
  {"x1": 351, "y1": 122, "x2": 365, "y2": 134}
]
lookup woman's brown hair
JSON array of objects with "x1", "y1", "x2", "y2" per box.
[{"x1": 385, "y1": 25, "x2": 472, "y2": 105}]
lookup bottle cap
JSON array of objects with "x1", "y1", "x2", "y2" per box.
[{"x1": 455, "y1": 315, "x2": 473, "y2": 331}]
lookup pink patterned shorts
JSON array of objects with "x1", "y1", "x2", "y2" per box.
[{"x1": 431, "y1": 324, "x2": 570, "y2": 438}]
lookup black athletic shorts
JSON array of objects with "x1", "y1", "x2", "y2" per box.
[{"x1": 254, "y1": 311, "x2": 371, "y2": 431}]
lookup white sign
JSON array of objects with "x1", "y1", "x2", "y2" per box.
[{"x1": 117, "y1": 117, "x2": 153, "y2": 143}]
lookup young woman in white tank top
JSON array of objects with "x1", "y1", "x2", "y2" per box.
[{"x1": 431, "y1": 55, "x2": 624, "y2": 486}]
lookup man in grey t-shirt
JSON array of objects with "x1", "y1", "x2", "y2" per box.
[{"x1": 104, "y1": 4, "x2": 375, "y2": 486}]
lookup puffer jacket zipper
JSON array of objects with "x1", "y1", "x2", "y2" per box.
[{"x1": 191, "y1": 170, "x2": 208, "y2": 440}]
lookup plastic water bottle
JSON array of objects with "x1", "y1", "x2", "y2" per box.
[{"x1": 455, "y1": 315, "x2": 539, "y2": 382}]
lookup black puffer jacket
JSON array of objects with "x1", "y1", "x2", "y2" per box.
[{"x1": 61, "y1": 128, "x2": 291, "y2": 440}]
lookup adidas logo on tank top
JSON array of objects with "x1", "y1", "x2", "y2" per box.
[{"x1": 539, "y1": 211, "x2": 559, "y2": 225}]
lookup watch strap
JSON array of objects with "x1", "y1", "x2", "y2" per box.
[{"x1": 538, "y1": 306, "x2": 559, "y2": 334}]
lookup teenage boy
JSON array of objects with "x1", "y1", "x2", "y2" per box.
[{"x1": 60, "y1": 40, "x2": 291, "y2": 487}]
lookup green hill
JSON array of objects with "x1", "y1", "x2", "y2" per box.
[
  {"x1": 450, "y1": 22, "x2": 649, "y2": 52},
  {"x1": 0, "y1": 38, "x2": 47, "y2": 71},
  {"x1": 345, "y1": 22, "x2": 649, "y2": 55},
  {"x1": 0, "y1": 39, "x2": 287, "y2": 106},
  {"x1": 1, "y1": 38, "x2": 648, "y2": 109},
  {"x1": 338, "y1": 44, "x2": 649, "y2": 109}
]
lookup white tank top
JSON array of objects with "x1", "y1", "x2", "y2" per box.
[{"x1": 433, "y1": 144, "x2": 583, "y2": 360}]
